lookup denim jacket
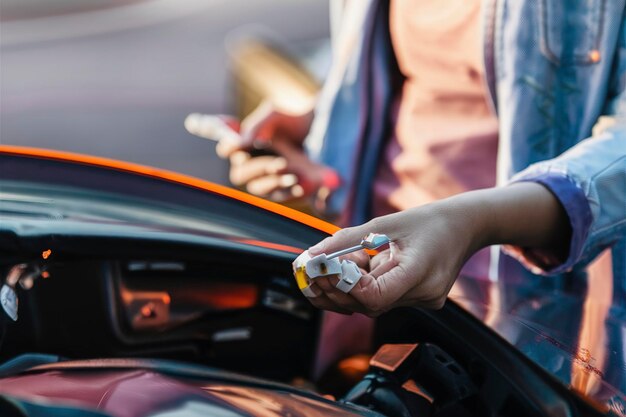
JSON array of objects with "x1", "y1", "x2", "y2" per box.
[{"x1": 304, "y1": 0, "x2": 626, "y2": 306}]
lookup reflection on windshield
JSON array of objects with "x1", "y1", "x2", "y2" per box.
[
  {"x1": 0, "y1": 180, "x2": 252, "y2": 240},
  {"x1": 573, "y1": 250, "x2": 612, "y2": 398},
  {"x1": 449, "y1": 249, "x2": 625, "y2": 416}
]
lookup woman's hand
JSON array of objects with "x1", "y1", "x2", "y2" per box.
[
  {"x1": 303, "y1": 183, "x2": 570, "y2": 316},
  {"x1": 225, "y1": 139, "x2": 337, "y2": 204},
  {"x1": 216, "y1": 101, "x2": 338, "y2": 204},
  {"x1": 306, "y1": 197, "x2": 484, "y2": 316},
  {"x1": 216, "y1": 100, "x2": 313, "y2": 158}
]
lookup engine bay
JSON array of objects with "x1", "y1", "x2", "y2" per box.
[
  {"x1": 0, "y1": 251, "x2": 599, "y2": 417},
  {"x1": 0, "y1": 256, "x2": 319, "y2": 383}
]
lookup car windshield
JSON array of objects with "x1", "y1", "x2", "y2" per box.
[
  {"x1": 0, "y1": 180, "x2": 254, "y2": 240},
  {"x1": 449, "y1": 273, "x2": 626, "y2": 414}
]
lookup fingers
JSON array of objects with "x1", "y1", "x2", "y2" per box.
[
  {"x1": 309, "y1": 276, "x2": 369, "y2": 315},
  {"x1": 307, "y1": 290, "x2": 354, "y2": 315},
  {"x1": 331, "y1": 254, "x2": 412, "y2": 313},
  {"x1": 304, "y1": 259, "x2": 423, "y2": 315},
  {"x1": 227, "y1": 138, "x2": 332, "y2": 202},
  {"x1": 348, "y1": 272, "x2": 399, "y2": 313},
  {"x1": 247, "y1": 174, "x2": 297, "y2": 196},
  {"x1": 304, "y1": 268, "x2": 413, "y2": 317},
  {"x1": 249, "y1": 175, "x2": 305, "y2": 201},
  {"x1": 308, "y1": 223, "x2": 373, "y2": 256},
  {"x1": 306, "y1": 265, "x2": 449, "y2": 314},
  {"x1": 304, "y1": 220, "x2": 417, "y2": 315},
  {"x1": 240, "y1": 101, "x2": 277, "y2": 146},
  {"x1": 216, "y1": 138, "x2": 244, "y2": 158},
  {"x1": 216, "y1": 102, "x2": 277, "y2": 158},
  {"x1": 229, "y1": 154, "x2": 287, "y2": 186},
  {"x1": 298, "y1": 206, "x2": 469, "y2": 315},
  {"x1": 370, "y1": 247, "x2": 395, "y2": 271},
  {"x1": 300, "y1": 251, "x2": 405, "y2": 317},
  {"x1": 343, "y1": 250, "x2": 370, "y2": 271},
  {"x1": 269, "y1": 187, "x2": 305, "y2": 202},
  {"x1": 228, "y1": 152, "x2": 306, "y2": 200}
]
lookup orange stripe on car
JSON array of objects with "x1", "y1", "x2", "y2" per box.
[{"x1": 0, "y1": 145, "x2": 340, "y2": 237}]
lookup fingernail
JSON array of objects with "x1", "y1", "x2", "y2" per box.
[
  {"x1": 290, "y1": 184, "x2": 304, "y2": 198},
  {"x1": 309, "y1": 240, "x2": 326, "y2": 254},
  {"x1": 216, "y1": 142, "x2": 232, "y2": 158},
  {"x1": 269, "y1": 190, "x2": 289, "y2": 202},
  {"x1": 279, "y1": 174, "x2": 298, "y2": 188},
  {"x1": 268, "y1": 157, "x2": 288, "y2": 174},
  {"x1": 230, "y1": 151, "x2": 249, "y2": 165},
  {"x1": 217, "y1": 137, "x2": 244, "y2": 157},
  {"x1": 247, "y1": 183, "x2": 261, "y2": 195},
  {"x1": 216, "y1": 143, "x2": 227, "y2": 158}
]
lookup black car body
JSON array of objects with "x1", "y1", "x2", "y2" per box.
[{"x1": 0, "y1": 146, "x2": 620, "y2": 416}]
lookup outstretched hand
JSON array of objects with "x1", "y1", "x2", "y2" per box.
[
  {"x1": 216, "y1": 101, "x2": 338, "y2": 204},
  {"x1": 301, "y1": 183, "x2": 570, "y2": 316},
  {"x1": 305, "y1": 199, "x2": 482, "y2": 316}
]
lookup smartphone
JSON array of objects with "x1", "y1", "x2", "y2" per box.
[
  {"x1": 184, "y1": 113, "x2": 274, "y2": 156},
  {"x1": 184, "y1": 113, "x2": 240, "y2": 143}
]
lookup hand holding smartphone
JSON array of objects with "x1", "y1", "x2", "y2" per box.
[
  {"x1": 183, "y1": 110, "x2": 339, "y2": 208},
  {"x1": 184, "y1": 113, "x2": 273, "y2": 158}
]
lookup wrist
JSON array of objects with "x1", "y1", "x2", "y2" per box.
[
  {"x1": 383, "y1": 191, "x2": 495, "y2": 263},
  {"x1": 439, "y1": 189, "x2": 496, "y2": 257},
  {"x1": 465, "y1": 183, "x2": 570, "y2": 254}
]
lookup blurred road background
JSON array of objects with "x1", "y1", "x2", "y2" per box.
[{"x1": 0, "y1": 0, "x2": 329, "y2": 184}]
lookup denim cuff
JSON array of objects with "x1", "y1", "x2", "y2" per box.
[{"x1": 505, "y1": 172, "x2": 593, "y2": 275}]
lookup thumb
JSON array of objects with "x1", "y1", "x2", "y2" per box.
[
  {"x1": 240, "y1": 101, "x2": 278, "y2": 146},
  {"x1": 308, "y1": 224, "x2": 371, "y2": 256},
  {"x1": 217, "y1": 102, "x2": 277, "y2": 158}
]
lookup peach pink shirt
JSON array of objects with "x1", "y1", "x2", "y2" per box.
[{"x1": 373, "y1": 0, "x2": 498, "y2": 218}]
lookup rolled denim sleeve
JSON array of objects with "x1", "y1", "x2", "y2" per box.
[
  {"x1": 507, "y1": 172, "x2": 592, "y2": 274},
  {"x1": 505, "y1": 128, "x2": 626, "y2": 275}
]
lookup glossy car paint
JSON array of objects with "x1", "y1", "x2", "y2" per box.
[
  {"x1": 0, "y1": 359, "x2": 379, "y2": 417},
  {"x1": 449, "y1": 273, "x2": 626, "y2": 414}
]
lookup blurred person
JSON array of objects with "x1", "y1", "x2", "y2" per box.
[
  {"x1": 213, "y1": 0, "x2": 626, "y2": 392},
  {"x1": 303, "y1": 124, "x2": 626, "y2": 394},
  {"x1": 217, "y1": 0, "x2": 625, "y2": 290},
  {"x1": 210, "y1": 1, "x2": 499, "y2": 379},
  {"x1": 218, "y1": 0, "x2": 498, "y2": 279}
]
